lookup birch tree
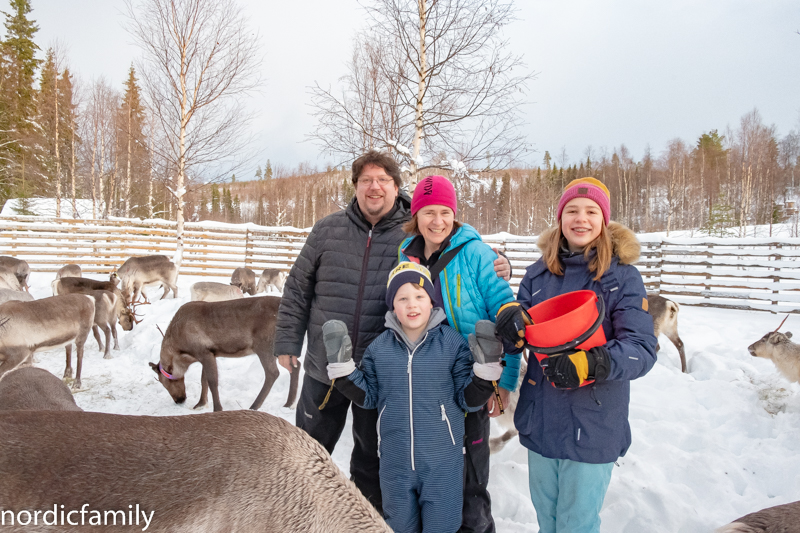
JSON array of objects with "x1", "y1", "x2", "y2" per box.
[
  {"x1": 310, "y1": 0, "x2": 533, "y2": 188},
  {"x1": 125, "y1": 0, "x2": 259, "y2": 267}
]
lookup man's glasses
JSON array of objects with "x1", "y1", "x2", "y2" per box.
[{"x1": 357, "y1": 176, "x2": 394, "y2": 186}]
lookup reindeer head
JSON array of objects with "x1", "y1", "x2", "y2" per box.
[
  {"x1": 149, "y1": 362, "x2": 187, "y2": 404},
  {"x1": 748, "y1": 331, "x2": 794, "y2": 360}
]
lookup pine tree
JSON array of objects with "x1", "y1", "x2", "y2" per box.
[
  {"x1": 264, "y1": 160, "x2": 272, "y2": 180},
  {"x1": 0, "y1": 0, "x2": 40, "y2": 201},
  {"x1": 496, "y1": 172, "x2": 511, "y2": 232},
  {"x1": 222, "y1": 186, "x2": 233, "y2": 220},
  {"x1": 255, "y1": 166, "x2": 262, "y2": 180},
  {"x1": 210, "y1": 183, "x2": 220, "y2": 216},
  {"x1": 119, "y1": 65, "x2": 147, "y2": 217}
]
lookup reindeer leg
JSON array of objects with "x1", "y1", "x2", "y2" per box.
[
  {"x1": 202, "y1": 355, "x2": 223, "y2": 412},
  {"x1": 73, "y1": 340, "x2": 84, "y2": 390},
  {"x1": 92, "y1": 325, "x2": 104, "y2": 352},
  {"x1": 102, "y1": 325, "x2": 113, "y2": 359},
  {"x1": 194, "y1": 372, "x2": 209, "y2": 410},
  {"x1": 250, "y1": 350, "x2": 280, "y2": 410},
  {"x1": 284, "y1": 358, "x2": 300, "y2": 408},
  {"x1": 64, "y1": 344, "x2": 73, "y2": 380},
  {"x1": 667, "y1": 333, "x2": 687, "y2": 373},
  {"x1": 111, "y1": 322, "x2": 120, "y2": 350}
]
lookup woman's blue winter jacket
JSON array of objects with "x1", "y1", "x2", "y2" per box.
[
  {"x1": 514, "y1": 223, "x2": 657, "y2": 464},
  {"x1": 399, "y1": 223, "x2": 521, "y2": 391}
]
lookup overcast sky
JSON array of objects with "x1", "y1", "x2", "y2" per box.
[{"x1": 28, "y1": 0, "x2": 800, "y2": 176}]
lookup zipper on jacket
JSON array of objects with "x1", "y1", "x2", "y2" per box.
[
  {"x1": 351, "y1": 228, "x2": 373, "y2": 353},
  {"x1": 441, "y1": 404, "x2": 456, "y2": 445},
  {"x1": 456, "y1": 274, "x2": 461, "y2": 307},
  {"x1": 377, "y1": 404, "x2": 386, "y2": 459},
  {"x1": 442, "y1": 267, "x2": 459, "y2": 332},
  {"x1": 407, "y1": 331, "x2": 429, "y2": 471}
]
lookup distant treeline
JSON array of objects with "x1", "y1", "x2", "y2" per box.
[{"x1": 195, "y1": 108, "x2": 800, "y2": 238}]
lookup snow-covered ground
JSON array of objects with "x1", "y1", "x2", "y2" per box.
[{"x1": 21, "y1": 272, "x2": 800, "y2": 532}]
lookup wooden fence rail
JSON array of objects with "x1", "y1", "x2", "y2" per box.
[{"x1": 3, "y1": 215, "x2": 800, "y2": 313}]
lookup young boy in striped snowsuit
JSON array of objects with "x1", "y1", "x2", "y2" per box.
[{"x1": 324, "y1": 262, "x2": 502, "y2": 533}]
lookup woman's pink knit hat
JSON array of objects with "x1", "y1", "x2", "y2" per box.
[
  {"x1": 556, "y1": 177, "x2": 611, "y2": 225},
  {"x1": 411, "y1": 175, "x2": 458, "y2": 216}
]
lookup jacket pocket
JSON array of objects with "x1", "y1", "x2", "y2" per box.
[
  {"x1": 570, "y1": 403, "x2": 614, "y2": 451},
  {"x1": 514, "y1": 370, "x2": 537, "y2": 435},
  {"x1": 440, "y1": 404, "x2": 456, "y2": 445},
  {"x1": 377, "y1": 404, "x2": 387, "y2": 458}
]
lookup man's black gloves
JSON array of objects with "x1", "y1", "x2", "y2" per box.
[
  {"x1": 495, "y1": 302, "x2": 533, "y2": 350},
  {"x1": 540, "y1": 346, "x2": 611, "y2": 390}
]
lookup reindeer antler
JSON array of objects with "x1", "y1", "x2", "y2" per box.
[{"x1": 773, "y1": 313, "x2": 790, "y2": 333}]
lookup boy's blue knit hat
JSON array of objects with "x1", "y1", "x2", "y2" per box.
[{"x1": 386, "y1": 262, "x2": 436, "y2": 310}]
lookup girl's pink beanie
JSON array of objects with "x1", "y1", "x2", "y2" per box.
[
  {"x1": 411, "y1": 175, "x2": 458, "y2": 216},
  {"x1": 556, "y1": 177, "x2": 611, "y2": 225}
]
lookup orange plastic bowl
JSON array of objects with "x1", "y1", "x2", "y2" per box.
[{"x1": 524, "y1": 290, "x2": 607, "y2": 363}]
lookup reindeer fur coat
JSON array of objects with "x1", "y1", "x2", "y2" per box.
[{"x1": 514, "y1": 222, "x2": 657, "y2": 464}]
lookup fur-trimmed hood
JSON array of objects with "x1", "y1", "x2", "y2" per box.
[{"x1": 536, "y1": 221, "x2": 641, "y2": 265}]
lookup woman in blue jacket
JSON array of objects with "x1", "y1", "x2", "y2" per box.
[
  {"x1": 398, "y1": 175, "x2": 518, "y2": 533},
  {"x1": 495, "y1": 177, "x2": 657, "y2": 533}
]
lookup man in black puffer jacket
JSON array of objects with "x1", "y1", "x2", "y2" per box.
[{"x1": 275, "y1": 150, "x2": 408, "y2": 515}]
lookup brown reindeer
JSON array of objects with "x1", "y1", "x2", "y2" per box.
[
  {"x1": 0, "y1": 410, "x2": 392, "y2": 533},
  {"x1": 53, "y1": 277, "x2": 135, "y2": 334},
  {"x1": 190, "y1": 281, "x2": 244, "y2": 302},
  {"x1": 0, "y1": 256, "x2": 30, "y2": 291},
  {"x1": 257, "y1": 268, "x2": 286, "y2": 293},
  {"x1": 0, "y1": 288, "x2": 33, "y2": 304},
  {"x1": 0, "y1": 294, "x2": 96, "y2": 389},
  {"x1": 0, "y1": 366, "x2": 82, "y2": 412},
  {"x1": 113, "y1": 255, "x2": 178, "y2": 303},
  {"x1": 231, "y1": 266, "x2": 257, "y2": 295},
  {"x1": 55, "y1": 263, "x2": 82, "y2": 279},
  {"x1": 150, "y1": 296, "x2": 298, "y2": 411},
  {"x1": 716, "y1": 500, "x2": 800, "y2": 533},
  {"x1": 648, "y1": 293, "x2": 687, "y2": 373}
]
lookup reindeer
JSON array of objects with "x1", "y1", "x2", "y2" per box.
[
  {"x1": 0, "y1": 288, "x2": 33, "y2": 304},
  {"x1": 747, "y1": 315, "x2": 800, "y2": 384},
  {"x1": 190, "y1": 281, "x2": 244, "y2": 302},
  {"x1": 0, "y1": 270, "x2": 22, "y2": 291},
  {"x1": 113, "y1": 254, "x2": 178, "y2": 303},
  {"x1": 0, "y1": 256, "x2": 30, "y2": 291},
  {"x1": 231, "y1": 266, "x2": 257, "y2": 295},
  {"x1": 0, "y1": 294, "x2": 96, "y2": 390},
  {"x1": 53, "y1": 277, "x2": 136, "y2": 333},
  {"x1": 0, "y1": 366, "x2": 82, "y2": 412},
  {"x1": 55, "y1": 263, "x2": 82, "y2": 279},
  {"x1": 150, "y1": 296, "x2": 298, "y2": 412},
  {"x1": 648, "y1": 293, "x2": 687, "y2": 373},
  {"x1": 0, "y1": 410, "x2": 392, "y2": 533},
  {"x1": 716, "y1": 500, "x2": 800, "y2": 533},
  {"x1": 257, "y1": 268, "x2": 286, "y2": 294},
  {"x1": 88, "y1": 289, "x2": 135, "y2": 359}
]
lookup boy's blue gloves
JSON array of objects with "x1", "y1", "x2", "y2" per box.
[
  {"x1": 323, "y1": 320, "x2": 355, "y2": 380},
  {"x1": 540, "y1": 346, "x2": 611, "y2": 389},
  {"x1": 495, "y1": 302, "x2": 533, "y2": 350}
]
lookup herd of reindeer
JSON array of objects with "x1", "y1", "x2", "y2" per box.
[{"x1": 0, "y1": 253, "x2": 797, "y2": 532}]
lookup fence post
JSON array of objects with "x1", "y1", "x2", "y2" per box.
[
  {"x1": 772, "y1": 243, "x2": 781, "y2": 314},
  {"x1": 244, "y1": 228, "x2": 253, "y2": 268},
  {"x1": 705, "y1": 243, "x2": 713, "y2": 302}
]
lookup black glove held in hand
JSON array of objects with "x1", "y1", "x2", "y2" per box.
[
  {"x1": 468, "y1": 320, "x2": 503, "y2": 364},
  {"x1": 540, "y1": 346, "x2": 611, "y2": 389},
  {"x1": 322, "y1": 320, "x2": 352, "y2": 364},
  {"x1": 495, "y1": 302, "x2": 533, "y2": 349}
]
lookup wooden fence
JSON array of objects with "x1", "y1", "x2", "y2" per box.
[{"x1": 2, "y1": 215, "x2": 800, "y2": 313}]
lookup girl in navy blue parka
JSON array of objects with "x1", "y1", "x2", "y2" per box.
[{"x1": 495, "y1": 177, "x2": 657, "y2": 533}]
